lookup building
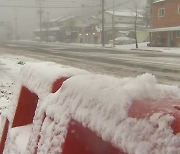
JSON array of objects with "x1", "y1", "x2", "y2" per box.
[
  {"x1": 34, "y1": 9, "x2": 148, "y2": 44},
  {"x1": 34, "y1": 15, "x2": 101, "y2": 44},
  {"x1": 96, "y1": 10, "x2": 149, "y2": 43},
  {"x1": 82, "y1": 16, "x2": 102, "y2": 44},
  {"x1": 150, "y1": 0, "x2": 180, "y2": 47},
  {"x1": 34, "y1": 16, "x2": 83, "y2": 43}
]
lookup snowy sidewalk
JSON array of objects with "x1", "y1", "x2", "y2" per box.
[
  {"x1": 71, "y1": 42, "x2": 180, "y2": 54},
  {"x1": 115, "y1": 42, "x2": 180, "y2": 54}
]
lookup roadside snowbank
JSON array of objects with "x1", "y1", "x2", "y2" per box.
[
  {"x1": 3, "y1": 61, "x2": 89, "y2": 154},
  {"x1": 0, "y1": 55, "x2": 37, "y2": 116},
  {"x1": 115, "y1": 42, "x2": 180, "y2": 54},
  {"x1": 71, "y1": 42, "x2": 180, "y2": 54}
]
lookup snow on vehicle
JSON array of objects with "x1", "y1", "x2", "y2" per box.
[{"x1": 115, "y1": 37, "x2": 135, "y2": 45}]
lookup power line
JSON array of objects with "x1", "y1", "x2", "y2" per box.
[
  {"x1": 0, "y1": 4, "x2": 101, "y2": 8},
  {"x1": 0, "y1": 0, "x2": 96, "y2": 5},
  {"x1": 0, "y1": 0, "x2": 135, "y2": 9},
  {"x1": 0, "y1": 0, "x2": 77, "y2": 2}
]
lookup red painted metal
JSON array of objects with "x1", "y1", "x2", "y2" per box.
[
  {"x1": 128, "y1": 99, "x2": 180, "y2": 134},
  {"x1": 34, "y1": 113, "x2": 46, "y2": 154},
  {"x1": 52, "y1": 77, "x2": 69, "y2": 93},
  {"x1": 0, "y1": 119, "x2": 9, "y2": 154},
  {"x1": 33, "y1": 77, "x2": 68, "y2": 153},
  {"x1": 62, "y1": 119, "x2": 126, "y2": 154},
  {"x1": 12, "y1": 86, "x2": 39, "y2": 128}
]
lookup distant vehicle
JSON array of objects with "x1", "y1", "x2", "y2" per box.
[
  {"x1": 48, "y1": 36, "x2": 56, "y2": 42},
  {"x1": 33, "y1": 37, "x2": 41, "y2": 42},
  {"x1": 115, "y1": 37, "x2": 135, "y2": 45}
]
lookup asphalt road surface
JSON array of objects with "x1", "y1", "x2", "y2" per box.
[{"x1": 2, "y1": 41, "x2": 180, "y2": 86}]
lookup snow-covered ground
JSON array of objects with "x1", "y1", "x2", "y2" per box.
[
  {"x1": 14, "y1": 40, "x2": 180, "y2": 54},
  {"x1": 0, "y1": 55, "x2": 38, "y2": 115},
  {"x1": 1, "y1": 43, "x2": 180, "y2": 113},
  {"x1": 71, "y1": 42, "x2": 180, "y2": 54},
  {"x1": 0, "y1": 46, "x2": 180, "y2": 114},
  {"x1": 115, "y1": 42, "x2": 180, "y2": 54}
]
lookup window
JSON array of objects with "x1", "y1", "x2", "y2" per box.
[
  {"x1": 178, "y1": 5, "x2": 180, "y2": 14},
  {"x1": 158, "y1": 8, "x2": 165, "y2": 17},
  {"x1": 176, "y1": 31, "x2": 180, "y2": 38}
]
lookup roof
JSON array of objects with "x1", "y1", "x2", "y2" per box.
[
  {"x1": 106, "y1": 10, "x2": 143, "y2": 17},
  {"x1": 153, "y1": 0, "x2": 166, "y2": 4},
  {"x1": 34, "y1": 27, "x2": 62, "y2": 32},
  {"x1": 49, "y1": 17, "x2": 64, "y2": 23},
  {"x1": 150, "y1": 26, "x2": 180, "y2": 32},
  {"x1": 57, "y1": 16, "x2": 74, "y2": 22},
  {"x1": 44, "y1": 16, "x2": 75, "y2": 24},
  {"x1": 104, "y1": 23, "x2": 144, "y2": 29}
]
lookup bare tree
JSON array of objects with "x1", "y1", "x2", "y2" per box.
[
  {"x1": 131, "y1": 3, "x2": 140, "y2": 49},
  {"x1": 141, "y1": 0, "x2": 153, "y2": 45},
  {"x1": 142, "y1": 0, "x2": 153, "y2": 27}
]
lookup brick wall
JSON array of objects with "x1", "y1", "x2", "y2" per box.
[
  {"x1": 152, "y1": 0, "x2": 180, "y2": 28},
  {"x1": 173, "y1": 31, "x2": 180, "y2": 46}
]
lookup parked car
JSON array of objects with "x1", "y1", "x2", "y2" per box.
[
  {"x1": 33, "y1": 36, "x2": 41, "y2": 42},
  {"x1": 115, "y1": 37, "x2": 135, "y2": 45},
  {"x1": 48, "y1": 36, "x2": 56, "y2": 42}
]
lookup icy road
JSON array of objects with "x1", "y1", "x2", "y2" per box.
[{"x1": 3, "y1": 41, "x2": 180, "y2": 86}]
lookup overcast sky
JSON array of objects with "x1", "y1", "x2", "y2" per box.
[{"x1": 0, "y1": 0, "x2": 146, "y2": 39}]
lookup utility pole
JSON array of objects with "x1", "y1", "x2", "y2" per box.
[
  {"x1": 46, "y1": 12, "x2": 49, "y2": 42},
  {"x1": 82, "y1": 4, "x2": 85, "y2": 44},
  {"x1": 101, "y1": 0, "x2": 105, "y2": 46},
  {"x1": 14, "y1": 7, "x2": 18, "y2": 40},
  {"x1": 37, "y1": 0, "x2": 43, "y2": 42},
  {"x1": 112, "y1": 0, "x2": 115, "y2": 47},
  {"x1": 134, "y1": 6, "x2": 138, "y2": 49},
  {"x1": 150, "y1": 0, "x2": 153, "y2": 46}
]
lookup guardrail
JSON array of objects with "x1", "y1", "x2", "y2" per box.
[{"x1": 0, "y1": 62, "x2": 179, "y2": 154}]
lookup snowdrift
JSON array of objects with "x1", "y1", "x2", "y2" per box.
[{"x1": 0, "y1": 62, "x2": 179, "y2": 154}]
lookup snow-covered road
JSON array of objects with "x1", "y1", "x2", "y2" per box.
[
  {"x1": 1, "y1": 44, "x2": 180, "y2": 111},
  {"x1": 4, "y1": 42, "x2": 180, "y2": 86}
]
